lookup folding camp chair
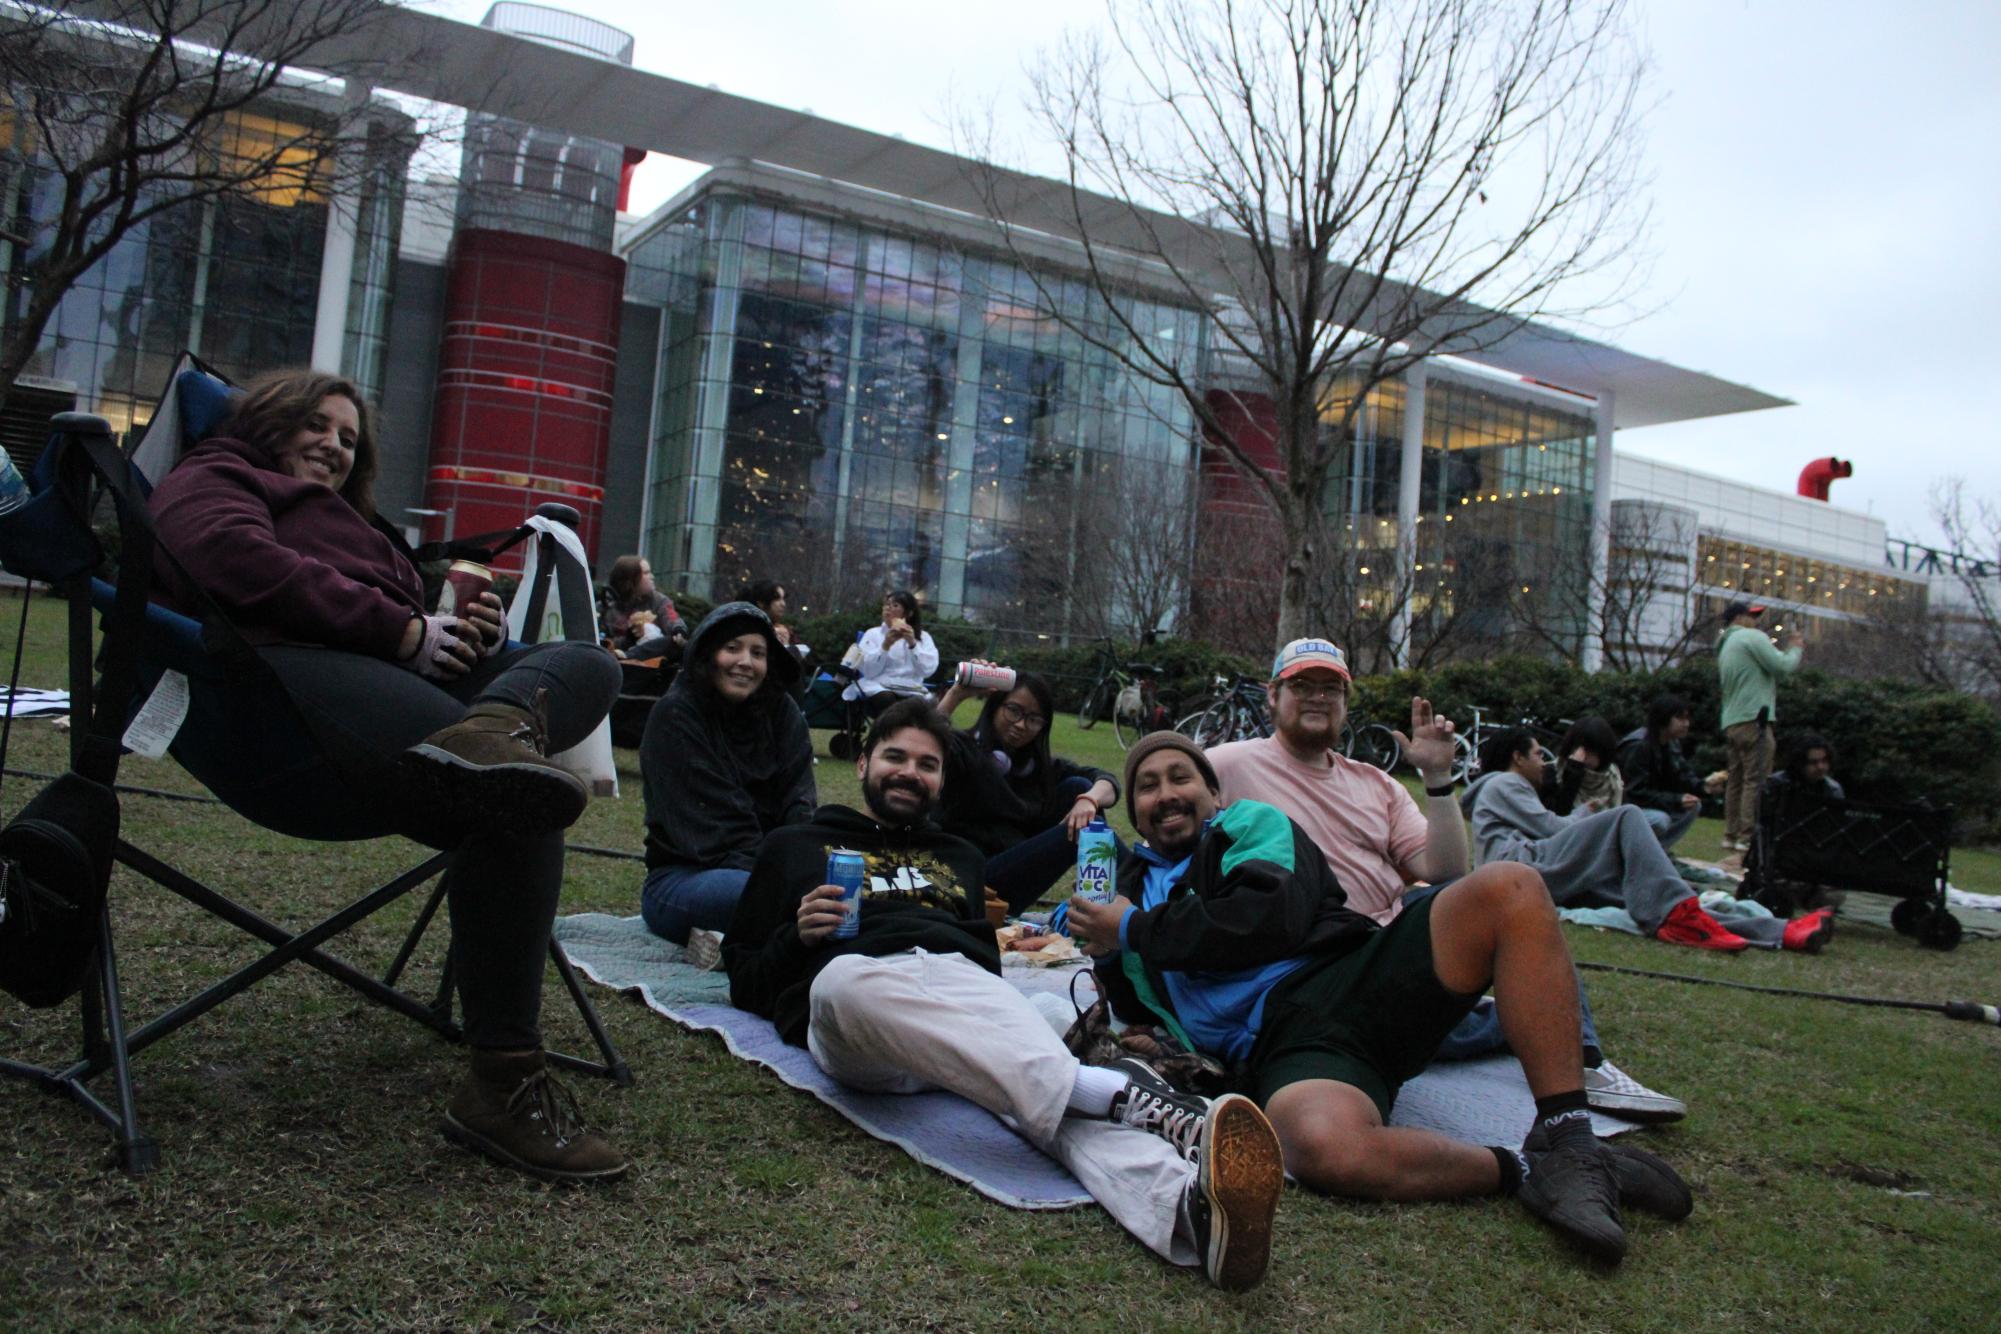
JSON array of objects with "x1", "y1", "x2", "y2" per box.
[{"x1": 0, "y1": 366, "x2": 630, "y2": 1174}]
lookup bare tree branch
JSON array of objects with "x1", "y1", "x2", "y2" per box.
[
  {"x1": 959, "y1": 0, "x2": 1649, "y2": 651},
  {"x1": 0, "y1": 1, "x2": 443, "y2": 416}
]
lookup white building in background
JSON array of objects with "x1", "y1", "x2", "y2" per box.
[{"x1": 1609, "y1": 453, "x2": 1929, "y2": 661}]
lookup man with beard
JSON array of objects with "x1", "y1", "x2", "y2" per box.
[
  {"x1": 1066, "y1": 734, "x2": 1693, "y2": 1265},
  {"x1": 721, "y1": 697, "x2": 1286, "y2": 1291},
  {"x1": 1204, "y1": 640, "x2": 1686, "y2": 1124}
]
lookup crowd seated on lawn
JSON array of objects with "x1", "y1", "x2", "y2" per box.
[
  {"x1": 144, "y1": 368, "x2": 1870, "y2": 1284},
  {"x1": 935, "y1": 664, "x2": 1121, "y2": 915},
  {"x1": 1463, "y1": 727, "x2": 1833, "y2": 955}
]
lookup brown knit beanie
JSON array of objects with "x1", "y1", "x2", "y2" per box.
[{"x1": 1122, "y1": 730, "x2": 1220, "y2": 826}]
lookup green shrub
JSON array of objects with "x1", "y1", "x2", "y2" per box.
[{"x1": 1347, "y1": 654, "x2": 2001, "y2": 837}]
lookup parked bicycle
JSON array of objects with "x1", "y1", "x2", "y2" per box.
[
  {"x1": 1075, "y1": 639, "x2": 1169, "y2": 750},
  {"x1": 1175, "y1": 674, "x2": 1272, "y2": 748},
  {"x1": 1342, "y1": 717, "x2": 1404, "y2": 772},
  {"x1": 1452, "y1": 704, "x2": 1563, "y2": 783}
]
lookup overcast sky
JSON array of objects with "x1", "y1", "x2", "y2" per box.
[{"x1": 423, "y1": 0, "x2": 1999, "y2": 547}]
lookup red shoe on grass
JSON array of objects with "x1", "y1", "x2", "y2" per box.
[
  {"x1": 1782, "y1": 908, "x2": 1836, "y2": 954},
  {"x1": 1655, "y1": 898, "x2": 1750, "y2": 952}
]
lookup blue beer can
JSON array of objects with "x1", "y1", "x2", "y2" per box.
[{"x1": 827, "y1": 849, "x2": 867, "y2": 939}]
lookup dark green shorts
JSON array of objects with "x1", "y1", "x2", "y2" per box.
[{"x1": 1248, "y1": 891, "x2": 1481, "y2": 1119}]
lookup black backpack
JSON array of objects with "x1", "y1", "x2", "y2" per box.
[{"x1": 0, "y1": 771, "x2": 118, "y2": 1008}]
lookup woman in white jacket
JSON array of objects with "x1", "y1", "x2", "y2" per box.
[{"x1": 844, "y1": 588, "x2": 939, "y2": 716}]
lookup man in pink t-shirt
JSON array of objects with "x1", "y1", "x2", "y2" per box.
[{"x1": 1208, "y1": 638, "x2": 1684, "y2": 1124}]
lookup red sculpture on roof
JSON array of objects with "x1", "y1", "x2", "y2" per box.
[{"x1": 1797, "y1": 457, "x2": 1853, "y2": 501}]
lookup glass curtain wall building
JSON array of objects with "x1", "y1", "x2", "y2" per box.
[
  {"x1": 623, "y1": 180, "x2": 1205, "y2": 634},
  {"x1": 1302, "y1": 373, "x2": 1597, "y2": 666},
  {"x1": 1, "y1": 102, "x2": 411, "y2": 435}
]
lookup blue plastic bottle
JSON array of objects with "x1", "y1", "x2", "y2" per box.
[{"x1": 1075, "y1": 817, "x2": 1117, "y2": 904}]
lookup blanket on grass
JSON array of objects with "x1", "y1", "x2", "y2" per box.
[{"x1": 554, "y1": 913, "x2": 1637, "y2": 1211}]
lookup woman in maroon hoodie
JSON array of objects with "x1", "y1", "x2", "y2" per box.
[{"x1": 147, "y1": 368, "x2": 628, "y2": 1185}]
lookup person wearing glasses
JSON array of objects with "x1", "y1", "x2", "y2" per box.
[
  {"x1": 936, "y1": 667, "x2": 1119, "y2": 914},
  {"x1": 1204, "y1": 639, "x2": 1689, "y2": 1125}
]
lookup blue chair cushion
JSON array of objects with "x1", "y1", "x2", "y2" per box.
[{"x1": 177, "y1": 369, "x2": 238, "y2": 446}]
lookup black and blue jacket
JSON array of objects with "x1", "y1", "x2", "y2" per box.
[{"x1": 1093, "y1": 800, "x2": 1375, "y2": 1062}]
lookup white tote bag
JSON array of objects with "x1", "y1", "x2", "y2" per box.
[{"x1": 504, "y1": 516, "x2": 619, "y2": 799}]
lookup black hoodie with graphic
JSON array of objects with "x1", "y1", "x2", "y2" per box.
[{"x1": 722, "y1": 803, "x2": 996, "y2": 1045}]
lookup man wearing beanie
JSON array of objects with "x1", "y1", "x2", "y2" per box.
[{"x1": 1065, "y1": 731, "x2": 1692, "y2": 1265}]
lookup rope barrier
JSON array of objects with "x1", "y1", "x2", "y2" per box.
[{"x1": 1576, "y1": 959, "x2": 2000, "y2": 1027}]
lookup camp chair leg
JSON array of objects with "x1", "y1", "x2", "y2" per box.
[
  {"x1": 109, "y1": 841, "x2": 461, "y2": 1046},
  {"x1": 384, "y1": 879, "x2": 451, "y2": 990},
  {"x1": 92, "y1": 913, "x2": 159, "y2": 1174},
  {"x1": 59, "y1": 847, "x2": 461, "y2": 1083},
  {"x1": 545, "y1": 940, "x2": 632, "y2": 1086},
  {"x1": 0, "y1": 911, "x2": 161, "y2": 1175}
]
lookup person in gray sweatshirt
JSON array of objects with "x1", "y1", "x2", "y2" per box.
[{"x1": 1463, "y1": 730, "x2": 1828, "y2": 954}]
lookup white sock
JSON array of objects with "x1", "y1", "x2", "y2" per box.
[{"x1": 1065, "y1": 1064, "x2": 1129, "y2": 1117}]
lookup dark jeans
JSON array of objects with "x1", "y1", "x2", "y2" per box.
[
  {"x1": 986, "y1": 777, "x2": 1113, "y2": 915},
  {"x1": 1399, "y1": 882, "x2": 1604, "y2": 1067},
  {"x1": 257, "y1": 640, "x2": 620, "y2": 1050}
]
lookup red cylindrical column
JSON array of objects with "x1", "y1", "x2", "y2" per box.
[{"x1": 424, "y1": 228, "x2": 625, "y2": 568}]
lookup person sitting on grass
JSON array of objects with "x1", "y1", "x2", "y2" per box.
[
  {"x1": 1465, "y1": 729, "x2": 1832, "y2": 953},
  {"x1": 1766, "y1": 733, "x2": 1845, "y2": 803},
  {"x1": 722, "y1": 699, "x2": 1286, "y2": 1292},
  {"x1": 639, "y1": 602, "x2": 812, "y2": 946},
  {"x1": 1548, "y1": 717, "x2": 1624, "y2": 815},
  {"x1": 936, "y1": 665, "x2": 1119, "y2": 915},
  {"x1": 1614, "y1": 694, "x2": 1719, "y2": 852},
  {"x1": 1750, "y1": 733, "x2": 1849, "y2": 914},
  {"x1": 1067, "y1": 732, "x2": 1694, "y2": 1265},
  {"x1": 601, "y1": 554, "x2": 686, "y2": 659},
  {"x1": 1206, "y1": 639, "x2": 1685, "y2": 1123}
]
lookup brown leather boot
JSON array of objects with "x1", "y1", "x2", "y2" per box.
[
  {"x1": 399, "y1": 690, "x2": 589, "y2": 832},
  {"x1": 441, "y1": 1048, "x2": 629, "y2": 1183}
]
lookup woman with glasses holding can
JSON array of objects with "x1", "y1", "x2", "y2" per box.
[{"x1": 936, "y1": 665, "x2": 1119, "y2": 914}]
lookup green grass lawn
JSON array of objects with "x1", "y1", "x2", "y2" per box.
[{"x1": 3, "y1": 593, "x2": 2000, "y2": 1329}]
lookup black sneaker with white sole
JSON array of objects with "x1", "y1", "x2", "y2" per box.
[
  {"x1": 1178, "y1": 1093, "x2": 1285, "y2": 1291},
  {"x1": 1109, "y1": 1066, "x2": 1212, "y2": 1162}
]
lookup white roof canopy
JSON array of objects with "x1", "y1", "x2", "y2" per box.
[{"x1": 78, "y1": 1, "x2": 1789, "y2": 430}]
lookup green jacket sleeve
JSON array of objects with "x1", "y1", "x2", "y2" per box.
[{"x1": 1122, "y1": 803, "x2": 1319, "y2": 973}]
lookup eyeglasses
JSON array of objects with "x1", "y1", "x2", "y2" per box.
[
  {"x1": 999, "y1": 701, "x2": 1047, "y2": 729},
  {"x1": 1283, "y1": 680, "x2": 1346, "y2": 701}
]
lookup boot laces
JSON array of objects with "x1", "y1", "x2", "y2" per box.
[{"x1": 504, "y1": 1067, "x2": 585, "y2": 1148}]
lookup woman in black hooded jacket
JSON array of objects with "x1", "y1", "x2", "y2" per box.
[
  {"x1": 937, "y1": 668, "x2": 1118, "y2": 914},
  {"x1": 638, "y1": 602, "x2": 814, "y2": 942}
]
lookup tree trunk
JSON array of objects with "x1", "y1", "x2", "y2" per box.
[{"x1": 1274, "y1": 511, "x2": 1317, "y2": 648}]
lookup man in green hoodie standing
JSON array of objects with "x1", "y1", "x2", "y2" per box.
[{"x1": 1717, "y1": 601, "x2": 1804, "y2": 853}]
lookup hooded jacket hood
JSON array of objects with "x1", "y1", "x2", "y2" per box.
[{"x1": 682, "y1": 600, "x2": 800, "y2": 691}]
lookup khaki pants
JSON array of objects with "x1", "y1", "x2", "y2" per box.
[
  {"x1": 1724, "y1": 721, "x2": 1776, "y2": 847},
  {"x1": 806, "y1": 950, "x2": 1198, "y2": 1265}
]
